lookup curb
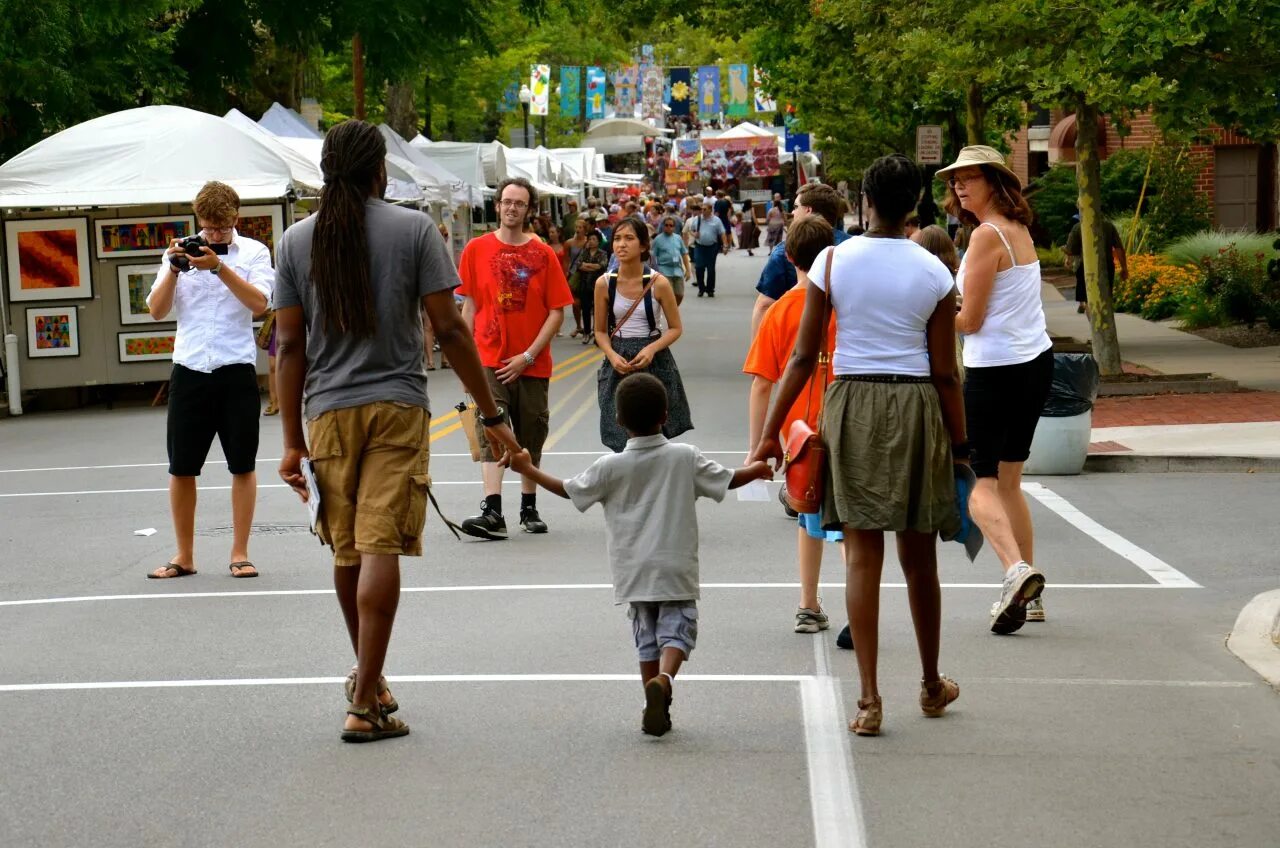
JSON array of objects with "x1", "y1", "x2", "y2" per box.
[
  {"x1": 1226, "y1": 589, "x2": 1280, "y2": 691},
  {"x1": 1085, "y1": 454, "x2": 1280, "y2": 473}
]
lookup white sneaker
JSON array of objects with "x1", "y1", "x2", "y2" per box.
[
  {"x1": 990, "y1": 563, "x2": 1045, "y2": 635},
  {"x1": 1026, "y1": 597, "x2": 1046, "y2": 622},
  {"x1": 795, "y1": 607, "x2": 830, "y2": 634}
]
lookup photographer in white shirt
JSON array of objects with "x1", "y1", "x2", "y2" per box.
[{"x1": 145, "y1": 181, "x2": 274, "y2": 579}]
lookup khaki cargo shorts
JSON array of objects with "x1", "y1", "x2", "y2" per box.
[
  {"x1": 474, "y1": 370, "x2": 550, "y2": 465},
  {"x1": 307, "y1": 401, "x2": 431, "y2": 566}
]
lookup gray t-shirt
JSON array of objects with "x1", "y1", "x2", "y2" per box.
[
  {"x1": 564, "y1": 434, "x2": 733, "y2": 603},
  {"x1": 274, "y1": 199, "x2": 458, "y2": 418}
]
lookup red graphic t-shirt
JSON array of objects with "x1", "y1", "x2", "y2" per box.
[{"x1": 457, "y1": 233, "x2": 574, "y2": 379}]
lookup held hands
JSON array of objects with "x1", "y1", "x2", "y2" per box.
[
  {"x1": 279, "y1": 447, "x2": 310, "y2": 502},
  {"x1": 484, "y1": 421, "x2": 521, "y2": 465},
  {"x1": 496, "y1": 353, "x2": 531, "y2": 384},
  {"x1": 505, "y1": 448, "x2": 535, "y2": 475},
  {"x1": 745, "y1": 460, "x2": 775, "y2": 482},
  {"x1": 749, "y1": 435, "x2": 785, "y2": 472}
]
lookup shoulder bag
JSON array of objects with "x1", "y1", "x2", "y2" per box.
[{"x1": 782, "y1": 248, "x2": 835, "y2": 515}]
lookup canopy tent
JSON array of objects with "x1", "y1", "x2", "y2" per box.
[
  {"x1": 258, "y1": 102, "x2": 322, "y2": 140},
  {"x1": 271, "y1": 136, "x2": 424, "y2": 204},
  {"x1": 599, "y1": 171, "x2": 645, "y2": 185},
  {"x1": 412, "y1": 139, "x2": 509, "y2": 187},
  {"x1": 408, "y1": 135, "x2": 489, "y2": 197},
  {"x1": 546, "y1": 147, "x2": 597, "y2": 187},
  {"x1": 709, "y1": 121, "x2": 821, "y2": 172},
  {"x1": 223, "y1": 109, "x2": 324, "y2": 193},
  {"x1": 503, "y1": 148, "x2": 576, "y2": 198},
  {"x1": 0, "y1": 105, "x2": 294, "y2": 208},
  {"x1": 378, "y1": 126, "x2": 479, "y2": 207},
  {"x1": 584, "y1": 118, "x2": 673, "y2": 156}
]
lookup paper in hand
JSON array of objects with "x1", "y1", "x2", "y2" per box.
[
  {"x1": 300, "y1": 458, "x2": 321, "y2": 533},
  {"x1": 736, "y1": 479, "x2": 772, "y2": 502}
]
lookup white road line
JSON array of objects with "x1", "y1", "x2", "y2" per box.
[
  {"x1": 1022, "y1": 482, "x2": 1201, "y2": 588},
  {"x1": 968, "y1": 677, "x2": 1257, "y2": 688},
  {"x1": 0, "y1": 582, "x2": 1189, "y2": 608},
  {"x1": 805, "y1": 621, "x2": 866, "y2": 848},
  {"x1": 0, "y1": 673, "x2": 812, "y2": 694}
]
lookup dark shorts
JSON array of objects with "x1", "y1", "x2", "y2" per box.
[
  {"x1": 963, "y1": 348, "x2": 1054, "y2": 478},
  {"x1": 167, "y1": 363, "x2": 260, "y2": 476},
  {"x1": 475, "y1": 369, "x2": 551, "y2": 465}
]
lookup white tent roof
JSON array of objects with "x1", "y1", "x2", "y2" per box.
[
  {"x1": 258, "y1": 102, "x2": 322, "y2": 140},
  {"x1": 0, "y1": 105, "x2": 293, "y2": 208},
  {"x1": 718, "y1": 122, "x2": 784, "y2": 140},
  {"x1": 377, "y1": 126, "x2": 477, "y2": 207},
  {"x1": 504, "y1": 148, "x2": 575, "y2": 197},
  {"x1": 223, "y1": 109, "x2": 324, "y2": 193},
  {"x1": 547, "y1": 148, "x2": 598, "y2": 184},
  {"x1": 409, "y1": 136, "x2": 488, "y2": 197},
  {"x1": 272, "y1": 136, "x2": 423, "y2": 204},
  {"x1": 412, "y1": 139, "x2": 509, "y2": 186},
  {"x1": 703, "y1": 121, "x2": 821, "y2": 169}
]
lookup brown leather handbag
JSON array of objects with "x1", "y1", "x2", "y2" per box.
[{"x1": 782, "y1": 248, "x2": 835, "y2": 515}]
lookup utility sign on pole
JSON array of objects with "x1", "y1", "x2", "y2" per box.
[{"x1": 916, "y1": 125, "x2": 943, "y2": 165}]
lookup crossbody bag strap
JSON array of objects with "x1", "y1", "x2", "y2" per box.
[
  {"x1": 804, "y1": 247, "x2": 837, "y2": 433},
  {"x1": 609, "y1": 272, "x2": 660, "y2": 339}
]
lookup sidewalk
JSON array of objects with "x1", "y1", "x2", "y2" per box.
[{"x1": 1041, "y1": 283, "x2": 1280, "y2": 462}]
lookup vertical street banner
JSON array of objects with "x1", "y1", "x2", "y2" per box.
[
  {"x1": 530, "y1": 64, "x2": 550, "y2": 116},
  {"x1": 560, "y1": 66, "x2": 581, "y2": 118},
  {"x1": 586, "y1": 67, "x2": 607, "y2": 120},
  {"x1": 500, "y1": 73, "x2": 520, "y2": 113},
  {"x1": 668, "y1": 67, "x2": 692, "y2": 116},
  {"x1": 641, "y1": 64, "x2": 665, "y2": 122},
  {"x1": 697, "y1": 66, "x2": 721, "y2": 116},
  {"x1": 614, "y1": 65, "x2": 639, "y2": 117},
  {"x1": 727, "y1": 63, "x2": 750, "y2": 118},
  {"x1": 753, "y1": 66, "x2": 777, "y2": 113}
]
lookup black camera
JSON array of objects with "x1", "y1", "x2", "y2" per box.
[{"x1": 170, "y1": 234, "x2": 228, "y2": 272}]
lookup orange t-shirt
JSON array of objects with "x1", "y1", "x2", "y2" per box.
[
  {"x1": 742, "y1": 285, "x2": 836, "y2": 439},
  {"x1": 458, "y1": 233, "x2": 575, "y2": 379}
]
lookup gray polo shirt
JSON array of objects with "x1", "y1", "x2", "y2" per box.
[
  {"x1": 564, "y1": 434, "x2": 733, "y2": 603},
  {"x1": 274, "y1": 199, "x2": 458, "y2": 418}
]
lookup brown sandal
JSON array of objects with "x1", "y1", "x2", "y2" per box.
[
  {"x1": 344, "y1": 668, "x2": 399, "y2": 715},
  {"x1": 920, "y1": 676, "x2": 960, "y2": 717},
  {"x1": 228, "y1": 561, "x2": 258, "y2": 578},
  {"x1": 340, "y1": 705, "x2": 410, "y2": 743},
  {"x1": 148, "y1": 562, "x2": 196, "y2": 579},
  {"x1": 849, "y1": 696, "x2": 883, "y2": 736}
]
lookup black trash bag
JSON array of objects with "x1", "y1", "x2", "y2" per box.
[{"x1": 1042, "y1": 352, "x2": 1100, "y2": 417}]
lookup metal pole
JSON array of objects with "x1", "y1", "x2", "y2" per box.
[
  {"x1": 522, "y1": 105, "x2": 530, "y2": 148},
  {"x1": 541, "y1": 114, "x2": 547, "y2": 147}
]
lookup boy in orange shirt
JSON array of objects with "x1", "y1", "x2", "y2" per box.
[{"x1": 743, "y1": 216, "x2": 847, "y2": 638}]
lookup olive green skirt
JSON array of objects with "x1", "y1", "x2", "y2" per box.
[{"x1": 820, "y1": 379, "x2": 960, "y2": 536}]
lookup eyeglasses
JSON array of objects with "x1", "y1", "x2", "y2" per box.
[
  {"x1": 498, "y1": 200, "x2": 529, "y2": 210},
  {"x1": 201, "y1": 226, "x2": 234, "y2": 237},
  {"x1": 947, "y1": 174, "x2": 980, "y2": 188}
]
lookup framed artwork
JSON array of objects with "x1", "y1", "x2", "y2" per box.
[
  {"x1": 25, "y1": 307, "x2": 80, "y2": 358},
  {"x1": 94, "y1": 215, "x2": 194, "y2": 259},
  {"x1": 116, "y1": 263, "x2": 164, "y2": 325},
  {"x1": 4, "y1": 218, "x2": 93, "y2": 302},
  {"x1": 237, "y1": 205, "x2": 284, "y2": 257},
  {"x1": 118, "y1": 331, "x2": 176, "y2": 363}
]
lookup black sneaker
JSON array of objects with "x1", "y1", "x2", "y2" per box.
[
  {"x1": 460, "y1": 502, "x2": 507, "y2": 540},
  {"x1": 835, "y1": 624, "x2": 854, "y2": 650},
  {"x1": 779, "y1": 486, "x2": 798, "y2": 519},
  {"x1": 520, "y1": 506, "x2": 548, "y2": 534}
]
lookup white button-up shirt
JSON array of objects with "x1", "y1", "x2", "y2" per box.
[{"x1": 147, "y1": 231, "x2": 274, "y2": 373}]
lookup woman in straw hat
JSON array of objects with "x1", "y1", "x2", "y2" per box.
[{"x1": 937, "y1": 145, "x2": 1053, "y2": 636}]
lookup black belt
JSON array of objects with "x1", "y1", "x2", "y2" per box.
[{"x1": 836, "y1": 374, "x2": 932, "y2": 384}]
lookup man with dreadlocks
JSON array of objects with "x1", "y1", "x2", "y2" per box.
[{"x1": 274, "y1": 120, "x2": 520, "y2": 743}]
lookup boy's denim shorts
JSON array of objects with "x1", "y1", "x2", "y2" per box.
[{"x1": 628, "y1": 601, "x2": 698, "y2": 661}]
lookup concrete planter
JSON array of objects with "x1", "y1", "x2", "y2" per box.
[{"x1": 1025, "y1": 411, "x2": 1092, "y2": 475}]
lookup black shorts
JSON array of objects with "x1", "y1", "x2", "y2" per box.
[
  {"x1": 963, "y1": 348, "x2": 1054, "y2": 478},
  {"x1": 167, "y1": 363, "x2": 261, "y2": 476}
]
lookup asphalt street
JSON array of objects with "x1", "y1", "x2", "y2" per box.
[{"x1": 1, "y1": 250, "x2": 1278, "y2": 848}]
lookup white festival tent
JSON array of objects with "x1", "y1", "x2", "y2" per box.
[
  {"x1": 377, "y1": 126, "x2": 479, "y2": 207},
  {"x1": 711, "y1": 121, "x2": 821, "y2": 177},
  {"x1": 408, "y1": 136, "x2": 489, "y2": 197},
  {"x1": 0, "y1": 105, "x2": 294, "y2": 209},
  {"x1": 584, "y1": 117, "x2": 673, "y2": 156},
  {"x1": 223, "y1": 108, "x2": 324, "y2": 193},
  {"x1": 502, "y1": 147, "x2": 576, "y2": 198},
  {"x1": 411, "y1": 138, "x2": 510, "y2": 187},
  {"x1": 267, "y1": 134, "x2": 425, "y2": 204},
  {"x1": 258, "y1": 102, "x2": 322, "y2": 140}
]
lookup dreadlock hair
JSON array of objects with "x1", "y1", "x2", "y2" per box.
[
  {"x1": 862, "y1": 154, "x2": 922, "y2": 224},
  {"x1": 312, "y1": 120, "x2": 384, "y2": 339}
]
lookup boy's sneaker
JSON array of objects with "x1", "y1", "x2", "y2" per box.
[
  {"x1": 989, "y1": 562, "x2": 1045, "y2": 635},
  {"x1": 460, "y1": 502, "x2": 507, "y2": 541},
  {"x1": 1025, "y1": 597, "x2": 1046, "y2": 622},
  {"x1": 835, "y1": 624, "x2": 854, "y2": 650},
  {"x1": 519, "y1": 506, "x2": 548, "y2": 534},
  {"x1": 642, "y1": 676, "x2": 672, "y2": 737},
  {"x1": 795, "y1": 607, "x2": 830, "y2": 634}
]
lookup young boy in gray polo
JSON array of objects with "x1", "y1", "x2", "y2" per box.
[{"x1": 509, "y1": 373, "x2": 772, "y2": 736}]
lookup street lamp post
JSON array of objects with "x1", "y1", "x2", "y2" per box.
[{"x1": 518, "y1": 84, "x2": 532, "y2": 148}]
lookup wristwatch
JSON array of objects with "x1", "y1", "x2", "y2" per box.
[
  {"x1": 211, "y1": 261, "x2": 224, "y2": 276},
  {"x1": 480, "y1": 406, "x2": 507, "y2": 427},
  {"x1": 522, "y1": 351, "x2": 536, "y2": 367}
]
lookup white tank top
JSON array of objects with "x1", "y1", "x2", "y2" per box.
[
  {"x1": 612, "y1": 289, "x2": 667, "y2": 339},
  {"x1": 955, "y1": 222, "x2": 1052, "y2": 368}
]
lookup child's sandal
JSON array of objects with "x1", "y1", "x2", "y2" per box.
[
  {"x1": 849, "y1": 696, "x2": 883, "y2": 736},
  {"x1": 344, "y1": 668, "x2": 400, "y2": 715},
  {"x1": 340, "y1": 705, "x2": 410, "y2": 743}
]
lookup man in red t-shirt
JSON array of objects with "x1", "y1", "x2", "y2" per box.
[{"x1": 458, "y1": 177, "x2": 575, "y2": 538}]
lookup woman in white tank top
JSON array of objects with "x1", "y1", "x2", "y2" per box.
[{"x1": 939, "y1": 145, "x2": 1054, "y2": 635}]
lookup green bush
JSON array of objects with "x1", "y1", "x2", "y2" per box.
[
  {"x1": 1145, "y1": 145, "x2": 1212, "y2": 249},
  {"x1": 1162, "y1": 231, "x2": 1279, "y2": 269},
  {"x1": 1100, "y1": 149, "x2": 1150, "y2": 217},
  {"x1": 1112, "y1": 213, "x2": 1151, "y2": 255},
  {"x1": 1037, "y1": 243, "x2": 1065, "y2": 267},
  {"x1": 1027, "y1": 150, "x2": 1152, "y2": 247},
  {"x1": 1174, "y1": 241, "x2": 1275, "y2": 328}
]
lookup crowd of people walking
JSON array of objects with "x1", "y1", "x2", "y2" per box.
[{"x1": 147, "y1": 116, "x2": 1054, "y2": 744}]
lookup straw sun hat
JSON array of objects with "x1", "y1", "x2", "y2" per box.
[{"x1": 935, "y1": 145, "x2": 1021, "y2": 189}]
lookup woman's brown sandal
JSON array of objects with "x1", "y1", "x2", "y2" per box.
[
  {"x1": 920, "y1": 676, "x2": 960, "y2": 717},
  {"x1": 344, "y1": 669, "x2": 399, "y2": 715},
  {"x1": 340, "y1": 705, "x2": 410, "y2": 743},
  {"x1": 849, "y1": 696, "x2": 883, "y2": 736}
]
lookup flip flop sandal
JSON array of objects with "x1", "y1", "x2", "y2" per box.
[
  {"x1": 148, "y1": 562, "x2": 196, "y2": 579},
  {"x1": 228, "y1": 561, "x2": 258, "y2": 578},
  {"x1": 341, "y1": 705, "x2": 410, "y2": 743},
  {"x1": 345, "y1": 669, "x2": 400, "y2": 714}
]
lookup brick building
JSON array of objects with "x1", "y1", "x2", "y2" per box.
[{"x1": 1007, "y1": 108, "x2": 1278, "y2": 232}]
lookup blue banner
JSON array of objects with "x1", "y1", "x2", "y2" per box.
[
  {"x1": 668, "y1": 67, "x2": 692, "y2": 116},
  {"x1": 697, "y1": 66, "x2": 721, "y2": 116},
  {"x1": 560, "y1": 66, "x2": 581, "y2": 118},
  {"x1": 586, "y1": 67, "x2": 607, "y2": 120}
]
